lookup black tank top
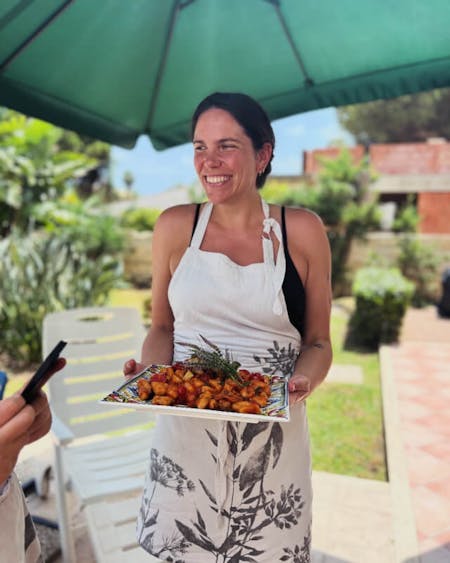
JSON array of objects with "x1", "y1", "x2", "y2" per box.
[{"x1": 191, "y1": 204, "x2": 306, "y2": 336}]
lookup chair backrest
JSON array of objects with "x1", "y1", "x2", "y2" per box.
[{"x1": 43, "y1": 306, "x2": 152, "y2": 440}]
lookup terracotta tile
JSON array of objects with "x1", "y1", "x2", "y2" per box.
[
  {"x1": 411, "y1": 486, "x2": 450, "y2": 538},
  {"x1": 405, "y1": 450, "x2": 450, "y2": 485},
  {"x1": 413, "y1": 394, "x2": 450, "y2": 411},
  {"x1": 422, "y1": 440, "x2": 450, "y2": 460},
  {"x1": 400, "y1": 425, "x2": 445, "y2": 449},
  {"x1": 427, "y1": 481, "x2": 450, "y2": 503}
]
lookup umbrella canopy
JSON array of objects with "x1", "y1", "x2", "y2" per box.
[{"x1": 1, "y1": 0, "x2": 450, "y2": 150}]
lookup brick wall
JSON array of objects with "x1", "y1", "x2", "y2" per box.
[
  {"x1": 303, "y1": 141, "x2": 450, "y2": 234},
  {"x1": 303, "y1": 146, "x2": 365, "y2": 174},
  {"x1": 370, "y1": 143, "x2": 450, "y2": 174},
  {"x1": 419, "y1": 193, "x2": 450, "y2": 234}
]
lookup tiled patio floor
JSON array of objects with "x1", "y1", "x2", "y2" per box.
[{"x1": 392, "y1": 306, "x2": 450, "y2": 562}]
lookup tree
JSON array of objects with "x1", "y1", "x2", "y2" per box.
[
  {"x1": 0, "y1": 109, "x2": 112, "y2": 236},
  {"x1": 337, "y1": 87, "x2": 450, "y2": 143}
]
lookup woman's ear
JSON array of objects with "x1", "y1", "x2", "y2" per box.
[{"x1": 257, "y1": 142, "x2": 273, "y2": 172}]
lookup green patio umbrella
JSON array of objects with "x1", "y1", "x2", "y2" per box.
[{"x1": 1, "y1": 0, "x2": 450, "y2": 150}]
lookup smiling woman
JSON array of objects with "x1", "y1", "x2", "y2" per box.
[{"x1": 123, "y1": 92, "x2": 332, "y2": 563}]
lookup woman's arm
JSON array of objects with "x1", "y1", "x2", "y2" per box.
[
  {"x1": 140, "y1": 208, "x2": 176, "y2": 366},
  {"x1": 286, "y1": 208, "x2": 333, "y2": 403},
  {"x1": 124, "y1": 205, "x2": 195, "y2": 376}
]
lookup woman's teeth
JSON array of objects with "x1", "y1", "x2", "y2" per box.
[{"x1": 205, "y1": 175, "x2": 230, "y2": 184}]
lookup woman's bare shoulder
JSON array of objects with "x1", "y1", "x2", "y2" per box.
[
  {"x1": 154, "y1": 203, "x2": 198, "y2": 234},
  {"x1": 284, "y1": 205, "x2": 326, "y2": 233}
]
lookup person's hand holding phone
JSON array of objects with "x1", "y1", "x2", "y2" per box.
[{"x1": 0, "y1": 391, "x2": 53, "y2": 485}]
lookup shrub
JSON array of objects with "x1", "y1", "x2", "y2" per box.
[
  {"x1": 35, "y1": 193, "x2": 126, "y2": 259},
  {"x1": 397, "y1": 235, "x2": 440, "y2": 306},
  {"x1": 0, "y1": 232, "x2": 123, "y2": 365},
  {"x1": 348, "y1": 267, "x2": 414, "y2": 349},
  {"x1": 392, "y1": 200, "x2": 419, "y2": 233},
  {"x1": 120, "y1": 207, "x2": 161, "y2": 231}
]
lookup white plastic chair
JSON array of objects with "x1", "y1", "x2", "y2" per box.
[{"x1": 43, "y1": 306, "x2": 154, "y2": 562}]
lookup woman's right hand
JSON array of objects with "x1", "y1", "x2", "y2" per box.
[{"x1": 123, "y1": 359, "x2": 146, "y2": 380}]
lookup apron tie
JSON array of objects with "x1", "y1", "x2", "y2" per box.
[{"x1": 262, "y1": 201, "x2": 285, "y2": 316}]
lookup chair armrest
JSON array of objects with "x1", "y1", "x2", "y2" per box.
[{"x1": 50, "y1": 414, "x2": 75, "y2": 446}]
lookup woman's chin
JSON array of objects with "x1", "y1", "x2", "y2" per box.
[{"x1": 204, "y1": 186, "x2": 232, "y2": 204}]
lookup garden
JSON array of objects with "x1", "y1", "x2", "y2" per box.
[{"x1": 0, "y1": 108, "x2": 443, "y2": 483}]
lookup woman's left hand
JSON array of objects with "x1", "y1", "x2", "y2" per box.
[{"x1": 288, "y1": 374, "x2": 311, "y2": 405}]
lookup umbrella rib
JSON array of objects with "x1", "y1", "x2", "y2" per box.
[
  {"x1": 272, "y1": 2, "x2": 314, "y2": 87},
  {"x1": 0, "y1": 0, "x2": 36, "y2": 32},
  {"x1": 145, "y1": 0, "x2": 187, "y2": 132},
  {"x1": 0, "y1": 0, "x2": 74, "y2": 72}
]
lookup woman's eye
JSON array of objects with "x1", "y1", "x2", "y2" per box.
[
  {"x1": 221, "y1": 144, "x2": 236, "y2": 150},
  {"x1": 194, "y1": 145, "x2": 205, "y2": 152}
]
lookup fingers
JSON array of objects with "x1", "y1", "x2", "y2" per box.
[
  {"x1": 41, "y1": 357, "x2": 67, "y2": 388},
  {"x1": 124, "y1": 359, "x2": 137, "y2": 375},
  {"x1": 27, "y1": 391, "x2": 52, "y2": 443},
  {"x1": 123, "y1": 359, "x2": 145, "y2": 380},
  {"x1": 0, "y1": 394, "x2": 26, "y2": 426},
  {"x1": 0, "y1": 403, "x2": 36, "y2": 442},
  {"x1": 288, "y1": 374, "x2": 311, "y2": 405}
]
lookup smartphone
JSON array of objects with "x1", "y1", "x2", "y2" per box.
[{"x1": 21, "y1": 340, "x2": 67, "y2": 403}]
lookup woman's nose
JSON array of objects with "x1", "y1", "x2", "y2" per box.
[{"x1": 203, "y1": 150, "x2": 221, "y2": 167}]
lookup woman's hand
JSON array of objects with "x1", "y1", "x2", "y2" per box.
[
  {"x1": 123, "y1": 359, "x2": 146, "y2": 380},
  {"x1": 288, "y1": 374, "x2": 311, "y2": 405}
]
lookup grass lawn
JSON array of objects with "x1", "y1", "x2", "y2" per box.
[
  {"x1": 108, "y1": 287, "x2": 151, "y2": 317},
  {"x1": 308, "y1": 301, "x2": 386, "y2": 481}
]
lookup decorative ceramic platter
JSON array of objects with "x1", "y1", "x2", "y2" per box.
[{"x1": 99, "y1": 364, "x2": 290, "y2": 423}]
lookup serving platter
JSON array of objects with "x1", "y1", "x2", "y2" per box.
[{"x1": 100, "y1": 364, "x2": 290, "y2": 423}]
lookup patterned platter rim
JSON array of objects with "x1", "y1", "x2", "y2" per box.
[{"x1": 99, "y1": 364, "x2": 290, "y2": 424}]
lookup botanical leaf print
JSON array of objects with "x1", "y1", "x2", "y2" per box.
[
  {"x1": 241, "y1": 421, "x2": 270, "y2": 451},
  {"x1": 280, "y1": 525, "x2": 311, "y2": 562},
  {"x1": 253, "y1": 340, "x2": 297, "y2": 376},
  {"x1": 149, "y1": 448, "x2": 195, "y2": 495},
  {"x1": 138, "y1": 449, "x2": 195, "y2": 561},
  {"x1": 140, "y1": 418, "x2": 310, "y2": 562}
]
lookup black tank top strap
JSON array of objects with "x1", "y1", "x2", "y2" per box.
[
  {"x1": 281, "y1": 206, "x2": 306, "y2": 337},
  {"x1": 190, "y1": 203, "x2": 201, "y2": 243}
]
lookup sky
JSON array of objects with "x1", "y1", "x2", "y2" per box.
[{"x1": 110, "y1": 107, "x2": 354, "y2": 196}]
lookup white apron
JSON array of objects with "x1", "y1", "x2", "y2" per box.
[{"x1": 137, "y1": 200, "x2": 312, "y2": 563}]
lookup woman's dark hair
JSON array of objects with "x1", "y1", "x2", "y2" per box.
[{"x1": 191, "y1": 92, "x2": 275, "y2": 189}]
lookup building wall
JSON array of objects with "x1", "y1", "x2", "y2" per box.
[
  {"x1": 370, "y1": 142, "x2": 450, "y2": 174},
  {"x1": 303, "y1": 146, "x2": 365, "y2": 174},
  {"x1": 419, "y1": 193, "x2": 450, "y2": 234},
  {"x1": 303, "y1": 141, "x2": 450, "y2": 234}
]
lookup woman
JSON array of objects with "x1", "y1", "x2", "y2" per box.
[{"x1": 124, "y1": 92, "x2": 332, "y2": 563}]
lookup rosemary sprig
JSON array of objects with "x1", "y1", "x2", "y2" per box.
[{"x1": 176, "y1": 335, "x2": 244, "y2": 385}]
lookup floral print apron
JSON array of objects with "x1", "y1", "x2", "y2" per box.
[{"x1": 137, "y1": 200, "x2": 312, "y2": 563}]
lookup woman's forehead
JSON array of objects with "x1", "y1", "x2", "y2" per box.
[{"x1": 193, "y1": 108, "x2": 247, "y2": 140}]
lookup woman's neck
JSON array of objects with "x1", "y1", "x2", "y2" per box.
[{"x1": 209, "y1": 191, "x2": 264, "y2": 231}]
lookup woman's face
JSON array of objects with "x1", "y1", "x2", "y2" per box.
[{"x1": 193, "y1": 108, "x2": 271, "y2": 204}]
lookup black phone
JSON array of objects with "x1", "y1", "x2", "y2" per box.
[{"x1": 21, "y1": 340, "x2": 67, "y2": 403}]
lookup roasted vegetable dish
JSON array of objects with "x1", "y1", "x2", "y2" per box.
[{"x1": 137, "y1": 363, "x2": 271, "y2": 414}]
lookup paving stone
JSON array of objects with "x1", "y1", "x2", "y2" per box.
[{"x1": 325, "y1": 364, "x2": 364, "y2": 385}]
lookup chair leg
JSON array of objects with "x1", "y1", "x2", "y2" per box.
[{"x1": 54, "y1": 445, "x2": 76, "y2": 563}]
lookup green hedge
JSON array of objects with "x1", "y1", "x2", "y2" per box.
[
  {"x1": 349, "y1": 267, "x2": 414, "y2": 349},
  {"x1": 120, "y1": 207, "x2": 161, "y2": 231}
]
